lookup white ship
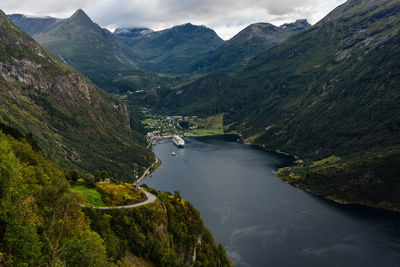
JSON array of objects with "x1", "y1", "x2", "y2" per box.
[{"x1": 172, "y1": 135, "x2": 185, "y2": 148}]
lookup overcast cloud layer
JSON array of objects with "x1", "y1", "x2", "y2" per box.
[{"x1": 2, "y1": 0, "x2": 346, "y2": 39}]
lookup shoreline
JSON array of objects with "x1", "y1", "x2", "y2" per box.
[
  {"x1": 242, "y1": 139, "x2": 400, "y2": 214},
  {"x1": 140, "y1": 133, "x2": 234, "y2": 184},
  {"x1": 287, "y1": 181, "x2": 400, "y2": 214},
  {"x1": 135, "y1": 157, "x2": 162, "y2": 186},
  {"x1": 245, "y1": 141, "x2": 299, "y2": 161},
  {"x1": 185, "y1": 133, "x2": 238, "y2": 139},
  {"x1": 276, "y1": 168, "x2": 400, "y2": 214},
  {"x1": 149, "y1": 132, "x2": 399, "y2": 214}
]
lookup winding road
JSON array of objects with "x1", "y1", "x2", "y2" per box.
[
  {"x1": 134, "y1": 158, "x2": 159, "y2": 186},
  {"x1": 81, "y1": 159, "x2": 160, "y2": 210},
  {"x1": 80, "y1": 188, "x2": 157, "y2": 210}
]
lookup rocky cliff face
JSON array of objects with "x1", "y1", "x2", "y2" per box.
[{"x1": 0, "y1": 9, "x2": 154, "y2": 177}]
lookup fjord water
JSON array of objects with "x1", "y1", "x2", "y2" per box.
[{"x1": 144, "y1": 137, "x2": 400, "y2": 267}]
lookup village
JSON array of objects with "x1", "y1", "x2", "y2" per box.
[{"x1": 139, "y1": 107, "x2": 224, "y2": 145}]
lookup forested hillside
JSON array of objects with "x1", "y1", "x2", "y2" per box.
[
  {"x1": 0, "y1": 10, "x2": 154, "y2": 178},
  {"x1": 0, "y1": 126, "x2": 110, "y2": 266},
  {"x1": 0, "y1": 125, "x2": 231, "y2": 266}
]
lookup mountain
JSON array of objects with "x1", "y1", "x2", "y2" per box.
[
  {"x1": 114, "y1": 26, "x2": 153, "y2": 38},
  {"x1": 34, "y1": 9, "x2": 104, "y2": 41},
  {"x1": 162, "y1": 0, "x2": 400, "y2": 210},
  {"x1": 9, "y1": 9, "x2": 140, "y2": 86},
  {"x1": 8, "y1": 11, "x2": 225, "y2": 75},
  {"x1": 0, "y1": 9, "x2": 154, "y2": 178},
  {"x1": 6, "y1": 13, "x2": 61, "y2": 35},
  {"x1": 114, "y1": 23, "x2": 225, "y2": 73},
  {"x1": 8, "y1": 10, "x2": 218, "y2": 95},
  {"x1": 193, "y1": 19, "x2": 311, "y2": 73}
]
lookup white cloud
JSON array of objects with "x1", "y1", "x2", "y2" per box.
[{"x1": 2, "y1": 0, "x2": 347, "y2": 39}]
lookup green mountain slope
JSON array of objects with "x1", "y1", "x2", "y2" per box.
[
  {"x1": 193, "y1": 20, "x2": 311, "y2": 73},
  {"x1": 0, "y1": 9, "x2": 154, "y2": 178},
  {"x1": 20, "y1": 9, "x2": 138, "y2": 88},
  {"x1": 232, "y1": 0, "x2": 400, "y2": 158},
  {"x1": 0, "y1": 126, "x2": 231, "y2": 265},
  {"x1": 7, "y1": 10, "x2": 177, "y2": 95},
  {"x1": 8, "y1": 10, "x2": 215, "y2": 103},
  {"x1": 114, "y1": 23, "x2": 224, "y2": 73},
  {"x1": 0, "y1": 126, "x2": 111, "y2": 266},
  {"x1": 160, "y1": 73, "x2": 238, "y2": 116},
  {"x1": 162, "y1": 0, "x2": 400, "y2": 210}
]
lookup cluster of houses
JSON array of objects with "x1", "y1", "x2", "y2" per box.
[{"x1": 143, "y1": 114, "x2": 200, "y2": 144}]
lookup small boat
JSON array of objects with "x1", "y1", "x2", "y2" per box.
[{"x1": 171, "y1": 152, "x2": 176, "y2": 156}]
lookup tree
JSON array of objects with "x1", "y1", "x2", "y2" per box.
[
  {"x1": 66, "y1": 169, "x2": 80, "y2": 183},
  {"x1": 95, "y1": 170, "x2": 109, "y2": 182},
  {"x1": 84, "y1": 175, "x2": 96, "y2": 188},
  {"x1": 65, "y1": 230, "x2": 109, "y2": 266},
  {"x1": 111, "y1": 173, "x2": 119, "y2": 184},
  {"x1": 0, "y1": 134, "x2": 42, "y2": 266},
  {"x1": 43, "y1": 193, "x2": 88, "y2": 265},
  {"x1": 174, "y1": 191, "x2": 181, "y2": 201},
  {"x1": 160, "y1": 251, "x2": 182, "y2": 267}
]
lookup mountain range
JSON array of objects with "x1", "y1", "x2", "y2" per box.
[
  {"x1": 7, "y1": 10, "x2": 224, "y2": 74},
  {"x1": 114, "y1": 22, "x2": 224, "y2": 73},
  {"x1": 8, "y1": 10, "x2": 311, "y2": 90},
  {"x1": 193, "y1": 19, "x2": 311, "y2": 73}
]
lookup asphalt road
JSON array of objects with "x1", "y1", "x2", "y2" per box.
[{"x1": 80, "y1": 188, "x2": 157, "y2": 210}]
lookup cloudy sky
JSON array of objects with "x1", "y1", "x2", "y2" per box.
[{"x1": 2, "y1": 0, "x2": 346, "y2": 39}]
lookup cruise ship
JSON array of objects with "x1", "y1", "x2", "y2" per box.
[{"x1": 172, "y1": 135, "x2": 185, "y2": 148}]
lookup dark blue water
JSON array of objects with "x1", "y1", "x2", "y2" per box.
[{"x1": 143, "y1": 137, "x2": 400, "y2": 267}]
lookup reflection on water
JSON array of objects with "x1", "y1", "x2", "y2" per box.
[{"x1": 144, "y1": 137, "x2": 400, "y2": 267}]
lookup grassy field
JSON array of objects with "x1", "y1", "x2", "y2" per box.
[
  {"x1": 141, "y1": 118, "x2": 159, "y2": 125},
  {"x1": 311, "y1": 155, "x2": 342, "y2": 167},
  {"x1": 189, "y1": 129, "x2": 224, "y2": 135},
  {"x1": 70, "y1": 185, "x2": 107, "y2": 207},
  {"x1": 187, "y1": 114, "x2": 224, "y2": 136}
]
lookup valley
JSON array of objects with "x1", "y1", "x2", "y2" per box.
[
  {"x1": 0, "y1": 8, "x2": 231, "y2": 266},
  {"x1": 1, "y1": 0, "x2": 400, "y2": 266}
]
